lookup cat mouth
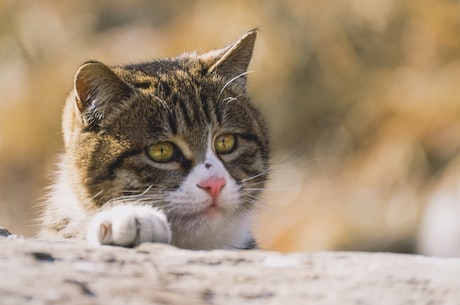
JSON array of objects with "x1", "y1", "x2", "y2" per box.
[
  {"x1": 208, "y1": 198, "x2": 220, "y2": 209},
  {"x1": 197, "y1": 199, "x2": 225, "y2": 216},
  {"x1": 204, "y1": 201, "x2": 224, "y2": 217},
  {"x1": 166, "y1": 199, "x2": 227, "y2": 220}
]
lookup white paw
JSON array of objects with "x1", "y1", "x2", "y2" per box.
[{"x1": 86, "y1": 205, "x2": 171, "y2": 247}]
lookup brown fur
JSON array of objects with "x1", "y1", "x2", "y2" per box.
[{"x1": 39, "y1": 30, "x2": 270, "y2": 249}]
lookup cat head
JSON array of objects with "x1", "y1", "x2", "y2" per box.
[{"x1": 63, "y1": 30, "x2": 270, "y2": 243}]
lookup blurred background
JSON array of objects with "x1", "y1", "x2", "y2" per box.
[{"x1": 2, "y1": 0, "x2": 460, "y2": 255}]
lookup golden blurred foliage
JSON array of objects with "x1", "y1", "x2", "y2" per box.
[{"x1": 2, "y1": 0, "x2": 460, "y2": 254}]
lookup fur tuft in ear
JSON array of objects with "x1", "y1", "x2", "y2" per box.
[
  {"x1": 202, "y1": 29, "x2": 258, "y2": 89},
  {"x1": 74, "y1": 61, "x2": 134, "y2": 128}
]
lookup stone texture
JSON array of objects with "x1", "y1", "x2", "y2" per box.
[{"x1": 1, "y1": 234, "x2": 459, "y2": 305}]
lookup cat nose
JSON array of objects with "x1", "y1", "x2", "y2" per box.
[{"x1": 197, "y1": 177, "x2": 226, "y2": 198}]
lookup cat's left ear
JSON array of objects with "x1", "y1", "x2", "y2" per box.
[{"x1": 202, "y1": 29, "x2": 257, "y2": 88}]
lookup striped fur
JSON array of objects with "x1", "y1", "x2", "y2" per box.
[{"x1": 40, "y1": 30, "x2": 270, "y2": 249}]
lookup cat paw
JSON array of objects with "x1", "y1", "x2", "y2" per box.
[{"x1": 86, "y1": 205, "x2": 171, "y2": 247}]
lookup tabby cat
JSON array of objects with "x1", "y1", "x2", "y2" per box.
[{"x1": 39, "y1": 30, "x2": 270, "y2": 250}]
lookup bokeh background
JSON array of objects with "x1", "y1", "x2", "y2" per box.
[{"x1": 2, "y1": 0, "x2": 460, "y2": 254}]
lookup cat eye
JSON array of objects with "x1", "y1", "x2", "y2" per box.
[
  {"x1": 214, "y1": 133, "x2": 237, "y2": 154},
  {"x1": 147, "y1": 142, "x2": 176, "y2": 163}
]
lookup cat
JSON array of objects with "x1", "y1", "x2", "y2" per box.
[{"x1": 39, "y1": 30, "x2": 270, "y2": 250}]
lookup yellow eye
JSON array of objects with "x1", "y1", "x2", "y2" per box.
[
  {"x1": 147, "y1": 142, "x2": 175, "y2": 163},
  {"x1": 214, "y1": 133, "x2": 236, "y2": 154}
]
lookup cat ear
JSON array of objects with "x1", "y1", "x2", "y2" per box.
[
  {"x1": 74, "y1": 61, "x2": 134, "y2": 128},
  {"x1": 203, "y1": 29, "x2": 257, "y2": 88}
]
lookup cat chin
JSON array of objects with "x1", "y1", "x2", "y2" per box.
[{"x1": 170, "y1": 212, "x2": 252, "y2": 250}]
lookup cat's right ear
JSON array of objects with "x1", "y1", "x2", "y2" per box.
[
  {"x1": 74, "y1": 61, "x2": 134, "y2": 129},
  {"x1": 202, "y1": 29, "x2": 257, "y2": 90}
]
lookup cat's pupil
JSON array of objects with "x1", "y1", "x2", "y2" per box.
[
  {"x1": 147, "y1": 142, "x2": 175, "y2": 163},
  {"x1": 215, "y1": 133, "x2": 236, "y2": 154}
]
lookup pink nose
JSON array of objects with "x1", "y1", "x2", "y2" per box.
[{"x1": 197, "y1": 177, "x2": 226, "y2": 198}]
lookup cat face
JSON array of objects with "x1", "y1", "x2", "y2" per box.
[{"x1": 63, "y1": 30, "x2": 269, "y2": 234}]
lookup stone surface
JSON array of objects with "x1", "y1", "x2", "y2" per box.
[{"x1": 1, "y1": 234, "x2": 459, "y2": 305}]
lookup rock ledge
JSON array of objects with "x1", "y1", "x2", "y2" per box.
[{"x1": 1, "y1": 235, "x2": 459, "y2": 305}]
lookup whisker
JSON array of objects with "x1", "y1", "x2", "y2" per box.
[
  {"x1": 152, "y1": 95, "x2": 169, "y2": 108},
  {"x1": 243, "y1": 187, "x2": 291, "y2": 193},
  {"x1": 217, "y1": 70, "x2": 255, "y2": 101},
  {"x1": 251, "y1": 201, "x2": 278, "y2": 214},
  {"x1": 240, "y1": 169, "x2": 272, "y2": 183},
  {"x1": 243, "y1": 180, "x2": 269, "y2": 187},
  {"x1": 244, "y1": 176, "x2": 302, "y2": 190},
  {"x1": 222, "y1": 97, "x2": 238, "y2": 104},
  {"x1": 104, "y1": 185, "x2": 168, "y2": 206},
  {"x1": 90, "y1": 190, "x2": 104, "y2": 201},
  {"x1": 222, "y1": 94, "x2": 244, "y2": 104}
]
